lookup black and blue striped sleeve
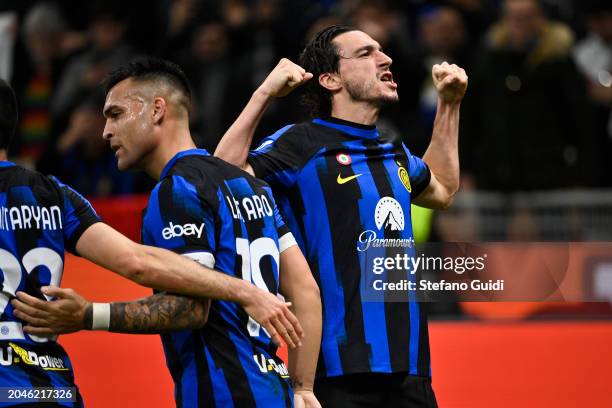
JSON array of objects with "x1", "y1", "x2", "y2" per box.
[
  {"x1": 402, "y1": 143, "x2": 431, "y2": 198},
  {"x1": 272, "y1": 197, "x2": 296, "y2": 253},
  {"x1": 247, "y1": 124, "x2": 305, "y2": 188},
  {"x1": 49, "y1": 176, "x2": 101, "y2": 254}
]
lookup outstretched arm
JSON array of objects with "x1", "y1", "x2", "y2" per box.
[
  {"x1": 76, "y1": 223, "x2": 303, "y2": 345},
  {"x1": 12, "y1": 287, "x2": 210, "y2": 335},
  {"x1": 214, "y1": 58, "x2": 311, "y2": 175},
  {"x1": 278, "y1": 246, "x2": 322, "y2": 407},
  {"x1": 414, "y1": 62, "x2": 468, "y2": 210}
]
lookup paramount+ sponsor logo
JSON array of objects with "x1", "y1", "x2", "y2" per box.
[
  {"x1": 162, "y1": 222, "x2": 205, "y2": 240},
  {"x1": 357, "y1": 197, "x2": 415, "y2": 252},
  {"x1": 0, "y1": 343, "x2": 68, "y2": 371}
]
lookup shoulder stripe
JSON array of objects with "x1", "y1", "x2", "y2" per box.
[{"x1": 250, "y1": 124, "x2": 295, "y2": 157}]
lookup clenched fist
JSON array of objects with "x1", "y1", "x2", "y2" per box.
[
  {"x1": 258, "y1": 58, "x2": 313, "y2": 98},
  {"x1": 432, "y1": 62, "x2": 468, "y2": 105}
]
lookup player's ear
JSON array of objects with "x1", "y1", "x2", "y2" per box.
[
  {"x1": 319, "y1": 72, "x2": 341, "y2": 92},
  {"x1": 152, "y1": 96, "x2": 167, "y2": 125}
]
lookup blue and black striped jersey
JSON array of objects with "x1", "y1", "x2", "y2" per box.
[
  {"x1": 141, "y1": 149, "x2": 294, "y2": 408},
  {"x1": 0, "y1": 161, "x2": 100, "y2": 407},
  {"x1": 248, "y1": 117, "x2": 432, "y2": 379}
]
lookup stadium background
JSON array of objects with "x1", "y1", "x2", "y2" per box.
[{"x1": 1, "y1": 0, "x2": 612, "y2": 406}]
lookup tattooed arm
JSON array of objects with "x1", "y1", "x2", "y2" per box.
[
  {"x1": 11, "y1": 287, "x2": 210, "y2": 335},
  {"x1": 108, "y1": 293, "x2": 210, "y2": 334}
]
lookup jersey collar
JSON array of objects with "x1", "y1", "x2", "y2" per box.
[
  {"x1": 0, "y1": 161, "x2": 16, "y2": 168},
  {"x1": 313, "y1": 117, "x2": 379, "y2": 140},
  {"x1": 160, "y1": 148, "x2": 210, "y2": 179}
]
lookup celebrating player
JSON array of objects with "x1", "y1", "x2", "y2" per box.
[
  {"x1": 13, "y1": 59, "x2": 322, "y2": 408},
  {"x1": 215, "y1": 26, "x2": 468, "y2": 407}
]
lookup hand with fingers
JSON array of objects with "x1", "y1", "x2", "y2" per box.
[
  {"x1": 241, "y1": 286, "x2": 304, "y2": 348},
  {"x1": 258, "y1": 58, "x2": 313, "y2": 98},
  {"x1": 11, "y1": 286, "x2": 91, "y2": 335},
  {"x1": 432, "y1": 61, "x2": 468, "y2": 105}
]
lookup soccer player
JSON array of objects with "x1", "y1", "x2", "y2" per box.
[
  {"x1": 1, "y1": 78, "x2": 302, "y2": 406},
  {"x1": 214, "y1": 26, "x2": 468, "y2": 407},
  {"x1": 13, "y1": 59, "x2": 322, "y2": 408}
]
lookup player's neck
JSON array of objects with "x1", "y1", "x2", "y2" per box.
[
  {"x1": 146, "y1": 126, "x2": 196, "y2": 180},
  {"x1": 330, "y1": 100, "x2": 379, "y2": 126},
  {"x1": 0, "y1": 149, "x2": 7, "y2": 161}
]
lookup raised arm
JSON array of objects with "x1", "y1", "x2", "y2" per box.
[
  {"x1": 414, "y1": 62, "x2": 468, "y2": 210},
  {"x1": 214, "y1": 58, "x2": 311, "y2": 174},
  {"x1": 278, "y1": 246, "x2": 322, "y2": 407}
]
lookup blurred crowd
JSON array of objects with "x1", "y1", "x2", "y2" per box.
[{"x1": 0, "y1": 0, "x2": 611, "y2": 197}]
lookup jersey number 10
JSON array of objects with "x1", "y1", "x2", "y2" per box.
[{"x1": 236, "y1": 237, "x2": 279, "y2": 339}]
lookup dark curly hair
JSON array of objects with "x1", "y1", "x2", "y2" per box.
[
  {"x1": 299, "y1": 25, "x2": 356, "y2": 118},
  {"x1": 104, "y1": 57, "x2": 192, "y2": 112}
]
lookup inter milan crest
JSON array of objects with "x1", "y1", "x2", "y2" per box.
[
  {"x1": 397, "y1": 162, "x2": 412, "y2": 192},
  {"x1": 336, "y1": 153, "x2": 352, "y2": 166}
]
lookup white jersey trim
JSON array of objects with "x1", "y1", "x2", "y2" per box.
[
  {"x1": 279, "y1": 232, "x2": 297, "y2": 253},
  {"x1": 182, "y1": 251, "x2": 216, "y2": 269}
]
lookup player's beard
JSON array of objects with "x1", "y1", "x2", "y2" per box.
[{"x1": 345, "y1": 77, "x2": 399, "y2": 107}]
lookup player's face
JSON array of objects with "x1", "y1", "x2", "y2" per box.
[
  {"x1": 333, "y1": 30, "x2": 398, "y2": 106},
  {"x1": 102, "y1": 79, "x2": 158, "y2": 171}
]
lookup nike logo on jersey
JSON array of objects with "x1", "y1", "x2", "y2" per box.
[{"x1": 337, "y1": 173, "x2": 363, "y2": 185}]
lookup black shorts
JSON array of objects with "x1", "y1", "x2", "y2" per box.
[{"x1": 315, "y1": 372, "x2": 438, "y2": 408}]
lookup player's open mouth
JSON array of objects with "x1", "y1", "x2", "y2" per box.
[
  {"x1": 111, "y1": 145, "x2": 121, "y2": 155},
  {"x1": 380, "y1": 72, "x2": 397, "y2": 88}
]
